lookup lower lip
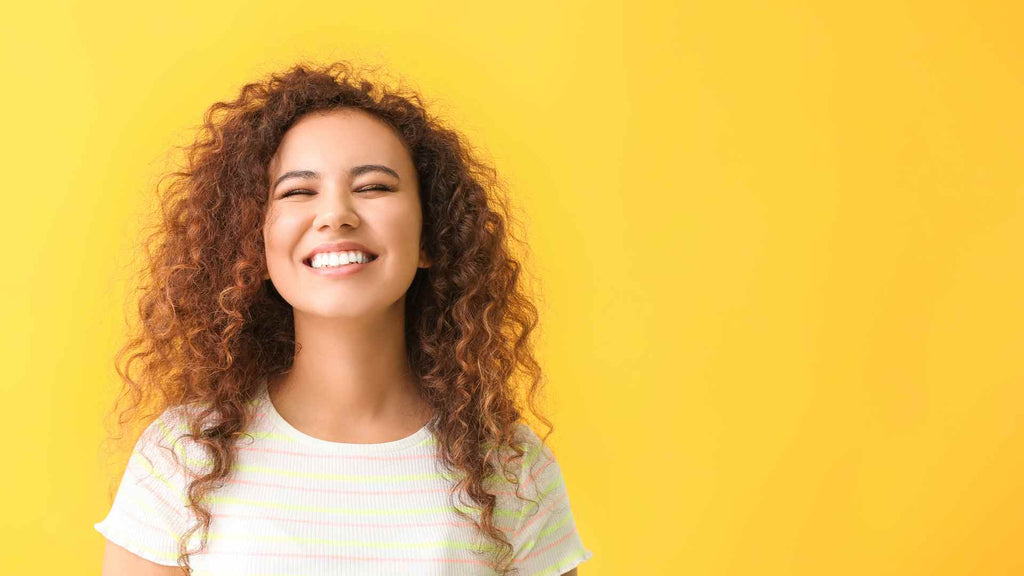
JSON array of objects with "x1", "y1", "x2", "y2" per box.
[{"x1": 304, "y1": 257, "x2": 378, "y2": 277}]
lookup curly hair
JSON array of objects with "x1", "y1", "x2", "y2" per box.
[{"x1": 107, "y1": 60, "x2": 554, "y2": 574}]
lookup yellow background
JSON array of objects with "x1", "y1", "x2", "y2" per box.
[{"x1": 1, "y1": 0, "x2": 1021, "y2": 573}]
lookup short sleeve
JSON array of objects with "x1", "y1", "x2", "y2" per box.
[
  {"x1": 94, "y1": 409, "x2": 195, "y2": 566},
  {"x1": 511, "y1": 427, "x2": 594, "y2": 576}
]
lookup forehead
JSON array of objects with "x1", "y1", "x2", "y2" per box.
[{"x1": 268, "y1": 108, "x2": 412, "y2": 176}]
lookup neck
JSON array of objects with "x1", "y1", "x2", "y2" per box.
[{"x1": 268, "y1": 299, "x2": 432, "y2": 442}]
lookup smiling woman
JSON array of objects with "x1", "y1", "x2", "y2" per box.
[{"x1": 95, "y1": 61, "x2": 593, "y2": 576}]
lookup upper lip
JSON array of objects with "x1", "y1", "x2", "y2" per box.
[{"x1": 303, "y1": 241, "x2": 378, "y2": 263}]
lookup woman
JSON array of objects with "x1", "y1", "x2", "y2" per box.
[{"x1": 95, "y1": 61, "x2": 593, "y2": 576}]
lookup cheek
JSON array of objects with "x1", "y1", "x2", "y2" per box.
[
  {"x1": 263, "y1": 211, "x2": 304, "y2": 261},
  {"x1": 384, "y1": 202, "x2": 423, "y2": 247}
]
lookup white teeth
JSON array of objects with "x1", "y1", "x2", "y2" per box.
[{"x1": 310, "y1": 251, "x2": 375, "y2": 269}]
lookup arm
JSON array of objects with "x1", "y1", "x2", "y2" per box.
[{"x1": 101, "y1": 540, "x2": 187, "y2": 576}]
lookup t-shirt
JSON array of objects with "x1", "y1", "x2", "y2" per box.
[{"x1": 94, "y1": 384, "x2": 593, "y2": 575}]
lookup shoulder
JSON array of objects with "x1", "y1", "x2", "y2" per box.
[
  {"x1": 511, "y1": 422, "x2": 548, "y2": 454},
  {"x1": 503, "y1": 422, "x2": 568, "y2": 513},
  {"x1": 136, "y1": 403, "x2": 200, "y2": 449},
  {"x1": 511, "y1": 423, "x2": 557, "y2": 472},
  {"x1": 130, "y1": 403, "x2": 212, "y2": 479}
]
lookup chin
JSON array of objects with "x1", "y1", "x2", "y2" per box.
[{"x1": 297, "y1": 300, "x2": 390, "y2": 320}]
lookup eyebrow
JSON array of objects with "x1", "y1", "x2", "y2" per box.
[{"x1": 272, "y1": 164, "x2": 401, "y2": 191}]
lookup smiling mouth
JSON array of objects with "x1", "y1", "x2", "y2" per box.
[{"x1": 302, "y1": 255, "x2": 379, "y2": 269}]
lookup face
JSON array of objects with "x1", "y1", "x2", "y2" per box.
[{"x1": 263, "y1": 108, "x2": 430, "y2": 319}]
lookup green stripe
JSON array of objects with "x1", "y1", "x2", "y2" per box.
[
  {"x1": 518, "y1": 508, "x2": 574, "y2": 555},
  {"x1": 132, "y1": 451, "x2": 189, "y2": 507},
  {"x1": 203, "y1": 494, "x2": 523, "y2": 519},
  {"x1": 204, "y1": 531, "x2": 500, "y2": 553}
]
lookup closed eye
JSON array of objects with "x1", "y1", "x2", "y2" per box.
[
  {"x1": 280, "y1": 185, "x2": 394, "y2": 198},
  {"x1": 357, "y1": 184, "x2": 395, "y2": 193}
]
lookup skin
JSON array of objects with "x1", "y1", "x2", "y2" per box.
[
  {"x1": 260, "y1": 107, "x2": 434, "y2": 442},
  {"x1": 102, "y1": 108, "x2": 580, "y2": 575},
  {"x1": 101, "y1": 541, "x2": 186, "y2": 575}
]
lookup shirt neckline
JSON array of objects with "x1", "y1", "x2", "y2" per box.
[{"x1": 257, "y1": 381, "x2": 435, "y2": 454}]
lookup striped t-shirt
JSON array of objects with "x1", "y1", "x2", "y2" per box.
[{"x1": 94, "y1": 384, "x2": 593, "y2": 575}]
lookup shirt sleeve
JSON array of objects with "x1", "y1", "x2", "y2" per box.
[
  {"x1": 511, "y1": 428, "x2": 594, "y2": 576},
  {"x1": 94, "y1": 409, "x2": 194, "y2": 566}
]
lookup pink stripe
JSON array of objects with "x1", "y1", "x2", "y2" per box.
[
  {"x1": 238, "y1": 445, "x2": 436, "y2": 461},
  {"x1": 212, "y1": 512, "x2": 481, "y2": 530},
  {"x1": 134, "y1": 475, "x2": 187, "y2": 520},
  {"x1": 518, "y1": 495, "x2": 568, "y2": 534},
  {"x1": 195, "y1": 550, "x2": 492, "y2": 565},
  {"x1": 521, "y1": 456, "x2": 555, "y2": 489},
  {"x1": 224, "y1": 477, "x2": 451, "y2": 496}
]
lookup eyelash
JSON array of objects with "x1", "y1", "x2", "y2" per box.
[{"x1": 281, "y1": 185, "x2": 394, "y2": 198}]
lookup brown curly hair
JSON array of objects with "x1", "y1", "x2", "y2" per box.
[{"x1": 107, "y1": 60, "x2": 555, "y2": 574}]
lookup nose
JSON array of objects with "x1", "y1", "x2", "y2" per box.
[{"x1": 312, "y1": 186, "x2": 360, "y2": 230}]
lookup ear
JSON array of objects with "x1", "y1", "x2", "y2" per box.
[{"x1": 418, "y1": 247, "x2": 432, "y2": 269}]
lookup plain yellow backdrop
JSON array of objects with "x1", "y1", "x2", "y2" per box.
[{"x1": 1, "y1": 0, "x2": 1021, "y2": 573}]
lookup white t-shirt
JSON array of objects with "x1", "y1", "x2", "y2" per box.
[{"x1": 95, "y1": 384, "x2": 593, "y2": 575}]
